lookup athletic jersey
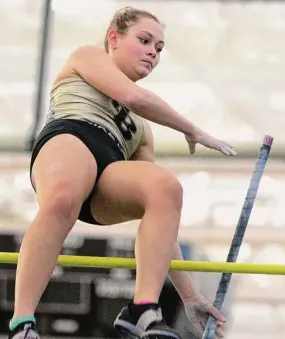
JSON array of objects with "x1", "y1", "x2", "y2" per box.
[{"x1": 46, "y1": 74, "x2": 145, "y2": 159}]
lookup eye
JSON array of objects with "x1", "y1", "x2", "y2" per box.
[
  {"x1": 156, "y1": 47, "x2": 163, "y2": 53},
  {"x1": 139, "y1": 37, "x2": 149, "y2": 45}
]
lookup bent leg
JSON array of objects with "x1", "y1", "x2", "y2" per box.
[
  {"x1": 91, "y1": 189, "x2": 197, "y2": 304},
  {"x1": 90, "y1": 160, "x2": 183, "y2": 303},
  {"x1": 13, "y1": 134, "x2": 97, "y2": 318}
]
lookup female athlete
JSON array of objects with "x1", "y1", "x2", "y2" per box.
[{"x1": 8, "y1": 6, "x2": 236, "y2": 339}]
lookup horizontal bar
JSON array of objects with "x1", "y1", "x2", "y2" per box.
[{"x1": 0, "y1": 253, "x2": 284, "y2": 275}]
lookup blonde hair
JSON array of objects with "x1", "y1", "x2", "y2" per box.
[{"x1": 104, "y1": 7, "x2": 163, "y2": 53}]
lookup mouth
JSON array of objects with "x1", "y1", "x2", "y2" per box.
[{"x1": 141, "y1": 60, "x2": 152, "y2": 70}]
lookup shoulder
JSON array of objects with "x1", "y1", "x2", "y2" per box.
[
  {"x1": 60, "y1": 44, "x2": 141, "y2": 107},
  {"x1": 62, "y1": 45, "x2": 110, "y2": 75},
  {"x1": 53, "y1": 45, "x2": 109, "y2": 85},
  {"x1": 68, "y1": 45, "x2": 108, "y2": 62}
]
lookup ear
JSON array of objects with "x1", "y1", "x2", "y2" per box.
[{"x1": 107, "y1": 29, "x2": 119, "y2": 51}]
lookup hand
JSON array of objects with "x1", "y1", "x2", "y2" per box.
[
  {"x1": 185, "y1": 130, "x2": 237, "y2": 156},
  {"x1": 184, "y1": 293, "x2": 226, "y2": 338}
]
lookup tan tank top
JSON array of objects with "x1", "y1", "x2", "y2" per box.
[{"x1": 46, "y1": 75, "x2": 144, "y2": 159}]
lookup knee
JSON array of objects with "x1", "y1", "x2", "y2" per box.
[
  {"x1": 147, "y1": 174, "x2": 183, "y2": 212},
  {"x1": 39, "y1": 190, "x2": 81, "y2": 225}
]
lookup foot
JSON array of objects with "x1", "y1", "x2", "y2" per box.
[
  {"x1": 114, "y1": 303, "x2": 181, "y2": 339},
  {"x1": 8, "y1": 322, "x2": 39, "y2": 339}
]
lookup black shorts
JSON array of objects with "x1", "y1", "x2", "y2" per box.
[{"x1": 30, "y1": 118, "x2": 125, "y2": 225}]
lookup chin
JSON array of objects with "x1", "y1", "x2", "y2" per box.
[
  {"x1": 137, "y1": 67, "x2": 152, "y2": 80},
  {"x1": 128, "y1": 65, "x2": 152, "y2": 82},
  {"x1": 138, "y1": 72, "x2": 150, "y2": 80}
]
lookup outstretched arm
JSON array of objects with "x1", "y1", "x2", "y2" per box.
[
  {"x1": 68, "y1": 45, "x2": 236, "y2": 157},
  {"x1": 69, "y1": 45, "x2": 198, "y2": 136}
]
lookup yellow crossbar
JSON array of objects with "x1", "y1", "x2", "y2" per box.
[{"x1": 0, "y1": 252, "x2": 284, "y2": 275}]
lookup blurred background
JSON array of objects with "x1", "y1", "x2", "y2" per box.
[{"x1": 0, "y1": 0, "x2": 285, "y2": 338}]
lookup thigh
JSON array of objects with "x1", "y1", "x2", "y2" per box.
[
  {"x1": 90, "y1": 160, "x2": 181, "y2": 225},
  {"x1": 32, "y1": 134, "x2": 97, "y2": 211}
]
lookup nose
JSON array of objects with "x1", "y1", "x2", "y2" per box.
[{"x1": 147, "y1": 49, "x2": 156, "y2": 58}]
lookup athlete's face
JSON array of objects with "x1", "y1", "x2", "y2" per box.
[{"x1": 109, "y1": 17, "x2": 165, "y2": 82}]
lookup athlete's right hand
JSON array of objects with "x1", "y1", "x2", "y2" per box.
[
  {"x1": 184, "y1": 293, "x2": 226, "y2": 338},
  {"x1": 185, "y1": 129, "x2": 237, "y2": 156}
]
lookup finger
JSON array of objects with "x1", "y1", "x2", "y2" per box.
[
  {"x1": 220, "y1": 148, "x2": 231, "y2": 156},
  {"x1": 221, "y1": 146, "x2": 237, "y2": 156},
  {"x1": 222, "y1": 145, "x2": 237, "y2": 156},
  {"x1": 217, "y1": 320, "x2": 224, "y2": 327},
  {"x1": 224, "y1": 141, "x2": 233, "y2": 148},
  {"x1": 206, "y1": 305, "x2": 226, "y2": 322},
  {"x1": 212, "y1": 144, "x2": 228, "y2": 155},
  {"x1": 229, "y1": 148, "x2": 237, "y2": 156},
  {"x1": 224, "y1": 144, "x2": 237, "y2": 156},
  {"x1": 220, "y1": 140, "x2": 234, "y2": 149},
  {"x1": 189, "y1": 142, "x2": 196, "y2": 155},
  {"x1": 216, "y1": 327, "x2": 225, "y2": 338}
]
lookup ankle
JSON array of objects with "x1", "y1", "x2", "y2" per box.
[
  {"x1": 134, "y1": 294, "x2": 159, "y2": 305},
  {"x1": 134, "y1": 300, "x2": 157, "y2": 305},
  {"x1": 129, "y1": 302, "x2": 160, "y2": 322},
  {"x1": 9, "y1": 316, "x2": 36, "y2": 331}
]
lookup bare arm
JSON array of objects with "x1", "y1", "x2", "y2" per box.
[
  {"x1": 68, "y1": 45, "x2": 199, "y2": 137},
  {"x1": 130, "y1": 120, "x2": 155, "y2": 162},
  {"x1": 170, "y1": 243, "x2": 198, "y2": 303},
  {"x1": 131, "y1": 120, "x2": 198, "y2": 302}
]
